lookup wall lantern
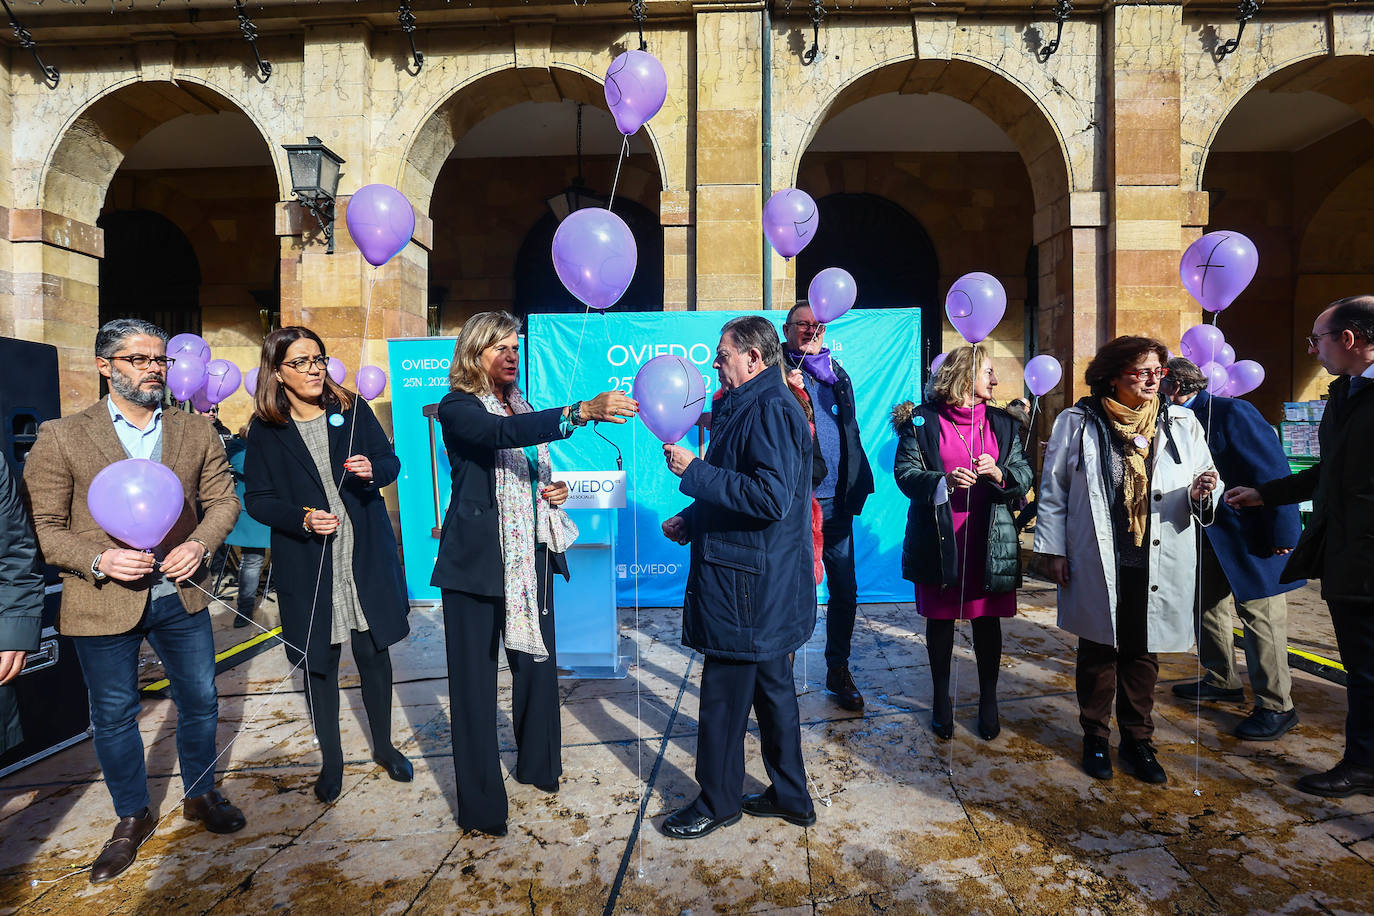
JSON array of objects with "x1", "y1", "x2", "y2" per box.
[
  {"x1": 545, "y1": 104, "x2": 605, "y2": 222},
  {"x1": 282, "y1": 136, "x2": 345, "y2": 254}
]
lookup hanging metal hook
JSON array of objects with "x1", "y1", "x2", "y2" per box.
[
  {"x1": 399, "y1": 0, "x2": 424, "y2": 73},
  {"x1": 1, "y1": 0, "x2": 59, "y2": 88},
  {"x1": 1037, "y1": 0, "x2": 1073, "y2": 62},
  {"x1": 1215, "y1": 0, "x2": 1262, "y2": 59},
  {"x1": 629, "y1": 0, "x2": 648, "y2": 51},
  {"x1": 801, "y1": 0, "x2": 825, "y2": 66},
  {"x1": 233, "y1": 0, "x2": 272, "y2": 80}
]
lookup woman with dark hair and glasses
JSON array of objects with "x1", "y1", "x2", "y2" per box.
[
  {"x1": 1034, "y1": 336, "x2": 1220, "y2": 785},
  {"x1": 243, "y1": 326, "x2": 412, "y2": 804}
]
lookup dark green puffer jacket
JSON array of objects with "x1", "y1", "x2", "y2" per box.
[{"x1": 891, "y1": 400, "x2": 1033, "y2": 593}]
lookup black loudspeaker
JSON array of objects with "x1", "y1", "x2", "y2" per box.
[
  {"x1": 0, "y1": 585, "x2": 91, "y2": 776},
  {"x1": 0, "y1": 337, "x2": 61, "y2": 470}
]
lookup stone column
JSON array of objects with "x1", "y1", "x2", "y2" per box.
[
  {"x1": 1035, "y1": 192, "x2": 1108, "y2": 410},
  {"x1": 693, "y1": 4, "x2": 764, "y2": 311},
  {"x1": 1106, "y1": 1, "x2": 1191, "y2": 346}
]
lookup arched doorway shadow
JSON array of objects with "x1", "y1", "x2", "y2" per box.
[
  {"x1": 795, "y1": 193, "x2": 939, "y2": 366},
  {"x1": 97, "y1": 209, "x2": 202, "y2": 337}
]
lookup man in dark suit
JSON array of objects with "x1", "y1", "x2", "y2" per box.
[
  {"x1": 1163, "y1": 358, "x2": 1303, "y2": 740},
  {"x1": 1227, "y1": 295, "x2": 1374, "y2": 797},
  {"x1": 0, "y1": 452, "x2": 44, "y2": 757},
  {"x1": 24, "y1": 319, "x2": 245, "y2": 882},
  {"x1": 782, "y1": 302, "x2": 874, "y2": 710},
  {"x1": 660, "y1": 315, "x2": 816, "y2": 838}
]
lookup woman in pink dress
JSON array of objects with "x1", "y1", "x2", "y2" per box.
[{"x1": 892, "y1": 345, "x2": 1033, "y2": 740}]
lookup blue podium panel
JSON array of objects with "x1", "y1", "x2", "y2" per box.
[{"x1": 553, "y1": 472, "x2": 626, "y2": 678}]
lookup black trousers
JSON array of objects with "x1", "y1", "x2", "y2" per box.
[
  {"x1": 305, "y1": 628, "x2": 396, "y2": 775},
  {"x1": 692, "y1": 653, "x2": 810, "y2": 820},
  {"x1": 1330, "y1": 601, "x2": 1374, "y2": 767},
  {"x1": 441, "y1": 551, "x2": 559, "y2": 831},
  {"x1": 1076, "y1": 566, "x2": 1159, "y2": 742}
]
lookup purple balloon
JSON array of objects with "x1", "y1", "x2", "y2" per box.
[
  {"x1": 167, "y1": 333, "x2": 210, "y2": 364},
  {"x1": 356, "y1": 365, "x2": 387, "y2": 401},
  {"x1": 632, "y1": 355, "x2": 706, "y2": 444},
  {"x1": 762, "y1": 188, "x2": 819, "y2": 261},
  {"x1": 1200, "y1": 361, "x2": 1230, "y2": 395},
  {"x1": 327, "y1": 357, "x2": 347, "y2": 385},
  {"x1": 1180, "y1": 230, "x2": 1259, "y2": 313},
  {"x1": 243, "y1": 367, "x2": 259, "y2": 398},
  {"x1": 203, "y1": 359, "x2": 241, "y2": 405},
  {"x1": 807, "y1": 268, "x2": 857, "y2": 323},
  {"x1": 87, "y1": 458, "x2": 185, "y2": 550},
  {"x1": 551, "y1": 208, "x2": 638, "y2": 310},
  {"x1": 604, "y1": 50, "x2": 668, "y2": 136},
  {"x1": 1180, "y1": 323, "x2": 1225, "y2": 365},
  {"x1": 929, "y1": 352, "x2": 948, "y2": 378},
  {"x1": 346, "y1": 183, "x2": 416, "y2": 267},
  {"x1": 1227, "y1": 359, "x2": 1265, "y2": 397},
  {"x1": 945, "y1": 272, "x2": 1006, "y2": 344},
  {"x1": 190, "y1": 386, "x2": 215, "y2": 413},
  {"x1": 1216, "y1": 342, "x2": 1236, "y2": 368},
  {"x1": 167, "y1": 355, "x2": 207, "y2": 401},
  {"x1": 1024, "y1": 354, "x2": 1063, "y2": 397}
]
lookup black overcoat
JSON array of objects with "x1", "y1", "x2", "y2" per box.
[{"x1": 243, "y1": 398, "x2": 409, "y2": 671}]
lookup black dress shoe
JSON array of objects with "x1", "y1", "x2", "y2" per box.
[
  {"x1": 1234, "y1": 707, "x2": 1298, "y2": 742},
  {"x1": 314, "y1": 769, "x2": 343, "y2": 804},
  {"x1": 825, "y1": 666, "x2": 864, "y2": 712},
  {"x1": 930, "y1": 717, "x2": 953, "y2": 741},
  {"x1": 232, "y1": 612, "x2": 253, "y2": 629},
  {"x1": 183, "y1": 789, "x2": 247, "y2": 834},
  {"x1": 662, "y1": 805, "x2": 741, "y2": 839},
  {"x1": 90, "y1": 808, "x2": 157, "y2": 884},
  {"x1": 1295, "y1": 759, "x2": 1374, "y2": 798},
  {"x1": 1171, "y1": 679, "x2": 1245, "y2": 702},
  {"x1": 976, "y1": 716, "x2": 1001, "y2": 741},
  {"x1": 741, "y1": 792, "x2": 816, "y2": 827},
  {"x1": 373, "y1": 748, "x2": 414, "y2": 782},
  {"x1": 1082, "y1": 735, "x2": 1113, "y2": 780},
  {"x1": 1119, "y1": 739, "x2": 1168, "y2": 785}
]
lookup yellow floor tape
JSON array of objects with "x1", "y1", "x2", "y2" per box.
[{"x1": 1234, "y1": 625, "x2": 1346, "y2": 674}]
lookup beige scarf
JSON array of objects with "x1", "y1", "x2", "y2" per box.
[{"x1": 1100, "y1": 396, "x2": 1159, "y2": 548}]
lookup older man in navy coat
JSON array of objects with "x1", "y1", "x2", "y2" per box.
[
  {"x1": 1164, "y1": 358, "x2": 1303, "y2": 740},
  {"x1": 659, "y1": 315, "x2": 817, "y2": 839}
]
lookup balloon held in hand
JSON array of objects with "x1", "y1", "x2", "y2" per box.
[
  {"x1": 633, "y1": 354, "x2": 706, "y2": 444},
  {"x1": 87, "y1": 458, "x2": 184, "y2": 550}
]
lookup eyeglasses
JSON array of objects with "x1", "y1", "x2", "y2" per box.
[
  {"x1": 281, "y1": 355, "x2": 330, "y2": 373},
  {"x1": 1305, "y1": 330, "x2": 1338, "y2": 348},
  {"x1": 787, "y1": 321, "x2": 825, "y2": 333},
  {"x1": 109, "y1": 354, "x2": 174, "y2": 370},
  {"x1": 1122, "y1": 367, "x2": 1170, "y2": 381}
]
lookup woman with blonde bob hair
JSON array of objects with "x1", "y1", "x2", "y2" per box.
[
  {"x1": 430, "y1": 310, "x2": 638, "y2": 837},
  {"x1": 892, "y1": 344, "x2": 1033, "y2": 741}
]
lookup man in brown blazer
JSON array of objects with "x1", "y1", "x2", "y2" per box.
[{"x1": 23, "y1": 318, "x2": 246, "y2": 884}]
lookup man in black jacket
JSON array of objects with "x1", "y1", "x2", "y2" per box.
[
  {"x1": 0, "y1": 453, "x2": 44, "y2": 757},
  {"x1": 782, "y1": 302, "x2": 874, "y2": 710},
  {"x1": 660, "y1": 315, "x2": 816, "y2": 839},
  {"x1": 1227, "y1": 294, "x2": 1374, "y2": 797}
]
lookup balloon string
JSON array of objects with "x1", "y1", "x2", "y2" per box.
[
  {"x1": 184, "y1": 579, "x2": 306, "y2": 656},
  {"x1": 607, "y1": 135, "x2": 629, "y2": 211}
]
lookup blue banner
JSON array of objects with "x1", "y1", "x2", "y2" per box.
[{"x1": 388, "y1": 309, "x2": 920, "y2": 605}]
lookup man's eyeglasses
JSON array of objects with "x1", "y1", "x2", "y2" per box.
[
  {"x1": 1305, "y1": 330, "x2": 1338, "y2": 348},
  {"x1": 281, "y1": 355, "x2": 330, "y2": 373},
  {"x1": 787, "y1": 321, "x2": 825, "y2": 333},
  {"x1": 110, "y1": 354, "x2": 174, "y2": 370},
  {"x1": 1122, "y1": 367, "x2": 1170, "y2": 381}
]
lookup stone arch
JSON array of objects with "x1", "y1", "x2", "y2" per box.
[
  {"x1": 397, "y1": 64, "x2": 668, "y2": 217},
  {"x1": 38, "y1": 78, "x2": 283, "y2": 225}
]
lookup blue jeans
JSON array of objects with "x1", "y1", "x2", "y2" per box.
[
  {"x1": 237, "y1": 548, "x2": 266, "y2": 616},
  {"x1": 72, "y1": 593, "x2": 220, "y2": 817},
  {"x1": 818, "y1": 497, "x2": 858, "y2": 669}
]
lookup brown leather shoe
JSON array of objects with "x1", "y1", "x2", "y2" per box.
[
  {"x1": 183, "y1": 789, "x2": 247, "y2": 835},
  {"x1": 90, "y1": 808, "x2": 157, "y2": 884}
]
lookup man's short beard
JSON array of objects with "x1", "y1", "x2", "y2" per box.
[{"x1": 109, "y1": 366, "x2": 164, "y2": 408}]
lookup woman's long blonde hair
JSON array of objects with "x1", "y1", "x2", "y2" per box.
[
  {"x1": 928, "y1": 344, "x2": 986, "y2": 406},
  {"x1": 449, "y1": 310, "x2": 522, "y2": 395}
]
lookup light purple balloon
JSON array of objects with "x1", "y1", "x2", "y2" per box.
[
  {"x1": 1226, "y1": 359, "x2": 1265, "y2": 397},
  {"x1": 1180, "y1": 323, "x2": 1225, "y2": 365},
  {"x1": 945, "y1": 272, "x2": 1006, "y2": 344},
  {"x1": 356, "y1": 365, "x2": 387, "y2": 401},
  {"x1": 1180, "y1": 230, "x2": 1259, "y2": 313},
  {"x1": 807, "y1": 268, "x2": 857, "y2": 323},
  {"x1": 632, "y1": 355, "x2": 706, "y2": 444},
  {"x1": 762, "y1": 188, "x2": 819, "y2": 261},
  {"x1": 87, "y1": 458, "x2": 184, "y2": 550},
  {"x1": 1216, "y1": 342, "x2": 1236, "y2": 368},
  {"x1": 929, "y1": 352, "x2": 948, "y2": 378},
  {"x1": 1024, "y1": 354, "x2": 1063, "y2": 397},
  {"x1": 327, "y1": 357, "x2": 346, "y2": 385},
  {"x1": 551, "y1": 208, "x2": 638, "y2": 310},
  {"x1": 203, "y1": 359, "x2": 241, "y2": 404},
  {"x1": 167, "y1": 355, "x2": 207, "y2": 401},
  {"x1": 604, "y1": 50, "x2": 668, "y2": 136},
  {"x1": 346, "y1": 183, "x2": 416, "y2": 268},
  {"x1": 243, "y1": 367, "x2": 259, "y2": 398},
  {"x1": 189, "y1": 386, "x2": 215, "y2": 413},
  {"x1": 1200, "y1": 361, "x2": 1230, "y2": 395},
  {"x1": 167, "y1": 333, "x2": 210, "y2": 364}
]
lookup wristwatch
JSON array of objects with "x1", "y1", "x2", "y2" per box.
[
  {"x1": 569, "y1": 400, "x2": 588, "y2": 427},
  {"x1": 187, "y1": 538, "x2": 212, "y2": 565},
  {"x1": 91, "y1": 552, "x2": 108, "y2": 581}
]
